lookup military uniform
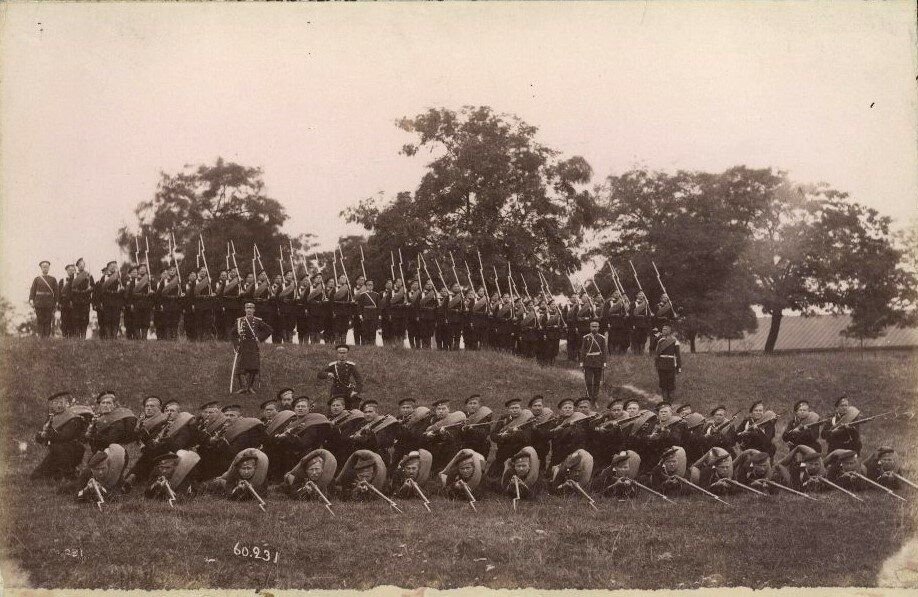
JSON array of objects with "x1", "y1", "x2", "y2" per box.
[
  {"x1": 231, "y1": 314, "x2": 273, "y2": 392},
  {"x1": 319, "y1": 359, "x2": 364, "y2": 409},
  {"x1": 29, "y1": 271, "x2": 59, "y2": 338},
  {"x1": 32, "y1": 402, "x2": 89, "y2": 479},
  {"x1": 96, "y1": 270, "x2": 124, "y2": 339},
  {"x1": 579, "y1": 331, "x2": 608, "y2": 402},
  {"x1": 417, "y1": 288, "x2": 439, "y2": 349},
  {"x1": 563, "y1": 300, "x2": 581, "y2": 360},
  {"x1": 221, "y1": 274, "x2": 244, "y2": 340},
  {"x1": 126, "y1": 271, "x2": 154, "y2": 340},
  {"x1": 539, "y1": 308, "x2": 564, "y2": 365},
  {"x1": 194, "y1": 275, "x2": 216, "y2": 341},
  {"x1": 651, "y1": 332, "x2": 681, "y2": 400},
  {"x1": 278, "y1": 278, "x2": 299, "y2": 343},
  {"x1": 443, "y1": 290, "x2": 465, "y2": 350},
  {"x1": 331, "y1": 284, "x2": 354, "y2": 345},
  {"x1": 58, "y1": 273, "x2": 74, "y2": 337},
  {"x1": 303, "y1": 280, "x2": 327, "y2": 344},
  {"x1": 71, "y1": 268, "x2": 94, "y2": 338},
  {"x1": 604, "y1": 297, "x2": 631, "y2": 353},
  {"x1": 157, "y1": 273, "x2": 183, "y2": 340},
  {"x1": 387, "y1": 282, "x2": 410, "y2": 347},
  {"x1": 356, "y1": 288, "x2": 382, "y2": 346},
  {"x1": 629, "y1": 295, "x2": 653, "y2": 354}
]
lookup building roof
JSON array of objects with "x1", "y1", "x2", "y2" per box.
[{"x1": 694, "y1": 314, "x2": 918, "y2": 353}]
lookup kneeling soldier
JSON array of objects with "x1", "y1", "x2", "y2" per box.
[
  {"x1": 144, "y1": 450, "x2": 200, "y2": 504},
  {"x1": 593, "y1": 450, "x2": 642, "y2": 499},
  {"x1": 390, "y1": 449, "x2": 434, "y2": 503},
  {"x1": 690, "y1": 447, "x2": 736, "y2": 496},
  {"x1": 75, "y1": 444, "x2": 129, "y2": 507},
  {"x1": 439, "y1": 448, "x2": 487, "y2": 505},
  {"x1": 500, "y1": 446, "x2": 543, "y2": 502},
  {"x1": 204, "y1": 448, "x2": 269, "y2": 507},
  {"x1": 825, "y1": 449, "x2": 868, "y2": 492},
  {"x1": 335, "y1": 449, "x2": 388, "y2": 502},
  {"x1": 283, "y1": 448, "x2": 338, "y2": 502}
]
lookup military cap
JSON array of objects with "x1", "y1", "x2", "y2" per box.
[
  {"x1": 47, "y1": 391, "x2": 72, "y2": 402},
  {"x1": 590, "y1": 319, "x2": 600, "y2": 325},
  {"x1": 94, "y1": 390, "x2": 116, "y2": 403},
  {"x1": 877, "y1": 446, "x2": 896, "y2": 458},
  {"x1": 106, "y1": 260, "x2": 117, "y2": 267},
  {"x1": 557, "y1": 398, "x2": 575, "y2": 408},
  {"x1": 305, "y1": 452, "x2": 325, "y2": 468},
  {"x1": 504, "y1": 398, "x2": 521, "y2": 408},
  {"x1": 800, "y1": 450, "x2": 822, "y2": 463},
  {"x1": 293, "y1": 396, "x2": 311, "y2": 408},
  {"x1": 327, "y1": 396, "x2": 346, "y2": 407},
  {"x1": 432, "y1": 399, "x2": 450, "y2": 408},
  {"x1": 661, "y1": 446, "x2": 680, "y2": 460},
  {"x1": 747, "y1": 451, "x2": 769, "y2": 465},
  {"x1": 163, "y1": 400, "x2": 180, "y2": 408},
  {"x1": 833, "y1": 395, "x2": 848, "y2": 407},
  {"x1": 511, "y1": 450, "x2": 531, "y2": 462},
  {"x1": 398, "y1": 398, "x2": 417, "y2": 406},
  {"x1": 610, "y1": 452, "x2": 631, "y2": 466},
  {"x1": 244, "y1": 301, "x2": 255, "y2": 307},
  {"x1": 527, "y1": 395, "x2": 544, "y2": 408},
  {"x1": 87, "y1": 450, "x2": 108, "y2": 468},
  {"x1": 826, "y1": 449, "x2": 858, "y2": 465},
  {"x1": 711, "y1": 452, "x2": 731, "y2": 466},
  {"x1": 655, "y1": 401, "x2": 672, "y2": 412},
  {"x1": 709, "y1": 405, "x2": 727, "y2": 416},
  {"x1": 335, "y1": 344, "x2": 350, "y2": 351},
  {"x1": 39, "y1": 260, "x2": 51, "y2": 267},
  {"x1": 465, "y1": 394, "x2": 482, "y2": 404},
  {"x1": 676, "y1": 404, "x2": 692, "y2": 413},
  {"x1": 127, "y1": 265, "x2": 138, "y2": 272},
  {"x1": 354, "y1": 452, "x2": 377, "y2": 470},
  {"x1": 575, "y1": 397, "x2": 593, "y2": 406},
  {"x1": 200, "y1": 401, "x2": 221, "y2": 411},
  {"x1": 359, "y1": 399, "x2": 379, "y2": 410},
  {"x1": 683, "y1": 412, "x2": 707, "y2": 429},
  {"x1": 151, "y1": 452, "x2": 180, "y2": 466},
  {"x1": 276, "y1": 387, "x2": 294, "y2": 400},
  {"x1": 144, "y1": 395, "x2": 163, "y2": 406},
  {"x1": 221, "y1": 405, "x2": 242, "y2": 414},
  {"x1": 259, "y1": 399, "x2": 278, "y2": 410}
]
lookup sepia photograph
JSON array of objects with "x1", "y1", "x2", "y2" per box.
[{"x1": 0, "y1": 1, "x2": 916, "y2": 594}]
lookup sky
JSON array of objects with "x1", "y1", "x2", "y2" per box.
[{"x1": 1, "y1": 2, "x2": 916, "y2": 310}]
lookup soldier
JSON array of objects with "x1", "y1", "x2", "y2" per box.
[
  {"x1": 260, "y1": 398, "x2": 280, "y2": 425},
  {"x1": 32, "y1": 391, "x2": 89, "y2": 479},
  {"x1": 422, "y1": 399, "x2": 465, "y2": 472},
  {"x1": 689, "y1": 447, "x2": 736, "y2": 495},
  {"x1": 579, "y1": 320, "x2": 608, "y2": 403},
  {"x1": 539, "y1": 301, "x2": 564, "y2": 365},
  {"x1": 500, "y1": 447, "x2": 543, "y2": 501},
  {"x1": 641, "y1": 402, "x2": 686, "y2": 467},
  {"x1": 416, "y1": 280, "x2": 439, "y2": 349},
  {"x1": 356, "y1": 279, "x2": 381, "y2": 346},
  {"x1": 590, "y1": 399, "x2": 627, "y2": 472},
  {"x1": 643, "y1": 445, "x2": 688, "y2": 497},
  {"x1": 317, "y1": 344, "x2": 364, "y2": 409},
  {"x1": 276, "y1": 387, "x2": 295, "y2": 411},
  {"x1": 282, "y1": 448, "x2": 338, "y2": 501},
  {"x1": 322, "y1": 277, "x2": 337, "y2": 344},
  {"x1": 735, "y1": 401, "x2": 777, "y2": 460},
  {"x1": 213, "y1": 269, "x2": 228, "y2": 341},
  {"x1": 387, "y1": 277, "x2": 409, "y2": 347},
  {"x1": 442, "y1": 282, "x2": 465, "y2": 350},
  {"x1": 576, "y1": 291, "x2": 598, "y2": 340},
  {"x1": 518, "y1": 299, "x2": 540, "y2": 358},
  {"x1": 405, "y1": 279, "x2": 422, "y2": 348},
  {"x1": 330, "y1": 275, "x2": 354, "y2": 345},
  {"x1": 75, "y1": 444, "x2": 129, "y2": 506},
  {"x1": 564, "y1": 294, "x2": 581, "y2": 361},
  {"x1": 781, "y1": 400, "x2": 822, "y2": 453},
  {"x1": 135, "y1": 263, "x2": 156, "y2": 339},
  {"x1": 457, "y1": 394, "x2": 493, "y2": 458},
  {"x1": 487, "y1": 398, "x2": 534, "y2": 484},
  {"x1": 273, "y1": 397, "x2": 332, "y2": 480},
  {"x1": 29, "y1": 260, "x2": 59, "y2": 338},
  {"x1": 304, "y1": 273, "x2": 327, "y2": 345},
  {"x1": 59, "y1": 264, "x2": 76, "y2": 337},
  {"x1": 325, "y1": 396, "x2": 365, "y2": 465},
  {"x1": 464, "y1": 286, "x2": 485, "y2": 350},
  {"x1": 230, "y1": 302, "x2": 274, "y2": 394},
  {"x1": 269, "y1": 273, "x2": 284, "y2": 343},
  {"x1": 604, "y1": 291, "x2": 631, "y2": 354},
  {"x1": 181, "y1": 271, "x2": 198, "y2": 341},
  {"x1": 864, "y1": 447, "x2": 910, "y2": 490},
  {"x1": 123, "y1": 266, "x2": 138, "y2": 340},
  {"x1": 824, "y1": 449, "x2": 868, "y2": 492},
  {"x1": 700, "y1": 405, "x2": 736, "y2": 452},
  {"x1": 143, "y1": 451, "x2": 201, "y2": 503},
  {"x1": 351, "y1": 274, "x2": 366, "y2": 346},
  {"x1": 221, "y1": 268, "x2": 243, "y2": 340},
  {"x1": 821, "y1": 396, "x2": 864, "y2": 455},
  {"x1": 84, "y1": 391, "x2": 137, "y2": 453},
  {"x1": 651, "y1": 324, "x2": 681, "y2": 400},
  {"x1": 157, "y1": 266, "x2": 183, "y2": 340},
  {"x1": 548, "y1": 400, "x2": 591, "y2": 468},
  {"x1": 252, "y1": 270, "x2": 273, "y2": 332},
  {"x1": 593, "y1": 450, "x2": 642, "y2": 499},
  {"x1": 70, "y1": 258, "x2": 94, "y2": 339},
  {"x1": 629, "y1": 291, "x2": 653, "y2": 354},
  {"x1": 335, "y1": 449, "x2": 388, "y2": 502},
  {"x1": 733, "y1": 449, "x2": 776, "y2": 493},
  {"x1": 493, "y1": 293, "x2": 515, "y2": 353},
  {"x1": 295, "y1": 276, "x2": 310, "y2": 343},
  {"x1": 380, "y1": 279, "x2": 394, "y2": 345},
  {"x1": 275, "y1": 269, "x2": 296, "y2": 343},
  {"x1": 526, "y1": 395, "x2": 555, "y2": 469},
  {"x1": 202, "y1": 448, "x2": 269, "y2": 504},
  {"x1": 389, "y1": 449, "x2": 434, "y2": 501},
  {"x1": 438, "y1": 448, "x2": 486, "y2": 503},
  {"x1": 194, "y1": 266, "x2": 216, "y2": 341}
]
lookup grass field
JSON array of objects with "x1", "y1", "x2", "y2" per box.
[{"x1": 0, "y1": 338, "x2": 915, "y2": 590}]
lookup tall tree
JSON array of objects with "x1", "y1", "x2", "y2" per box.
[
  {"x1": 342, "y1": 106, "x2": 599, "y2": 291},
  {"x1": 117, "y1": 158, "x2": 316, "y2": 281},
  {"x1": 595, "y1": 166, "x2": 779, "y2": 350},
  {"x1": 744, "y1": 183, "x2": 916, "y2": 351}
]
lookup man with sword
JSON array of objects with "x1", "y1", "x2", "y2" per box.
[{"x1": 230, "y1": 302, "x2": 274, "y2": 394}]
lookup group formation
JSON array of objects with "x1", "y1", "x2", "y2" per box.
[
  {"x1": 28, "y1": 249, "x2": 678, "y2": 368},
  {"x1": 33, "y1": 383, "x2": 913, "y2": 512}
]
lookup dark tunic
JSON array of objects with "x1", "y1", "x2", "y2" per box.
[{"x1": 231, "y1": 316, "x2": 273, "y2": 372}]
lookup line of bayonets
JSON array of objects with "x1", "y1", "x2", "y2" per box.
[{"x1": 128, "y1": 233, "x2": 674, "y2": 309}]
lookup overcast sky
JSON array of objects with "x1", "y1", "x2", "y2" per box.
[{"x1": 1, "y1": 2, "x2": 915, "y2": 307}]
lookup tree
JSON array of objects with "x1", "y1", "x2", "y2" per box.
[
  {"x1": 117, "y1": 158, "x2": 317, "y2": 281},
  {"x1": 595, "y1": 166, "x2": 779, "y2": 350},
  {"x1": 0, "y1": 296, "x2": 16, "y2": 336},
  {"x1": 342, "y1": 106, "x2": 600, "y2": 290},
  {"x1": 743, "y1": 183, "x2": 916, "y2": 351}
]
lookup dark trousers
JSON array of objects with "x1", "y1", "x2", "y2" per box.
[
  {"x1": 31, "y1": 441, "x2": 85, "y2": 479},
  {"x1": 361, "y1": 319, "x2": 379, "y2": 345},
  {"x1": 583, "y1": 366, "x2": 603, "y2": 401},
  {"x1": 35, "y1": 306, "x2": 55, "y2": 338},
  {"x1": 60, "y1": 307, "x2": 73, "y2": 337},
  {"x1": 566, "y1": 330, "x2": 580, "y2": 360},
  {"x1": 657, "y1": 368, "x2": 676, "y2": 399},
  {"x1": 72, "y1": 303, "x2": 91, "y2": 338},
  {"x1": 388, "y1": 316, "x2": 406, "y2": 347},
  {"x1": 101, "y1": 306, "x2": 121, "y2": 339},
  {"x1": 631, "y1": 327, "x2": 649, "y2": 354}
]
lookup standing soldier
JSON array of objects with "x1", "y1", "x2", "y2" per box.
[
  {"x1": 29, "y1": 260, "x2": 59, "y2": 338},
  {"x1": 221, "y1": 269, "x2": 243, "y2": 340},
  {"x1": 651, "y1": 324, "x2": 682, "y2": 401},
  {"x1": 579, "y1": 320, "x2": 608, "y2": 403},
  {"x1": 71, "y1": 258, "x2": 94, "y2": 339},
  {"x1": 127, "y1": 263, "x2": 154, "y2": 340},
  {"x1": 268, "y1": 273, "x2": 283, "y2": 343},
  {"x1": 604, "y1": 291, "x2": 631, "y2": 354},
  {"x1": 493, "y1": 293, "x2": 514, "y2": 352},
  {"x1": 213, "y1": 269, "x2": 228, "y2": 341},
  {"x1": 444, "y1": 282, "x2": 465, "y2": 350},
  {"x1": 195, "y1": 266, "x2": 215, "y2": 341},
  {"x1": 487, "y1": 290, "x2": 501, "y2": 350},
  {"x1": 295, "y1": 276, "x2": 310, "y2": 344},
  {"x1": 463, "y1": 287, "x2": 481, "y2": 350},
  {"x1": 317, "y1": 344, "x2": 364, "y2": 409},
  {"x1": 406, "y1": 279, "x2": 422, "y2": 348},
  {"x1": 304, "y1": 273, "x2": 327, "y2": 344},
  {"x1": 380, "y1": 279, "x2": 394, "y2": 345},
  {"x1": 356, "y1": 279, "x2": 381, "y2": 346},
  {"x1": 351, "y1": 274, "x2": 366, "y2": 346},
  {"x1": 59, "y1": 264, "x2": 76, "y2": 338},
  {"x1": 231, "y1": 302, "x2": 274, "y2": 394},
  {"x1": 517, "y1": 299, "x2": 539, "y2": 358},
  {"x1": 123, "y1": 266, "x2": 138, "y2": 340},
  {"x1": 539, "y1": 301, "x2": 564, "y2": 365},
  {"x1": 252, "y1": 271, "x2": 272, "y2": 335},
  {"x1": 651, "y1": 294, "x2": 676, "y2": 351},
  {"x1": 96, "y1": 261, "x2": 124, "y2": 339},
  {"x1": 278, "y1": 269, "x2": 298, "y2": 343},
  {"x1": 331, "y1": 275, "x2": 353, "y2": 345},
  {"x1": 564, "y1": 294, "x2": 581, "y2": 361},
  {"x1": 387, "y1": 278, "x2": 409, "y2": 347},
  {"x1": 576, "y1": 291, "x2": 598, "y2": 342},
  {"x1": 629, "y1": 291, "x2": 653, "y2": 354},
  {"x1": 417, "y1": 280, "x2": 439, "y2": 349},
  {"x1": 181, "y1": 271, "x2": 198, "y2": 341},
  {"x1": 159, "y1": 266, "x2": 183, "y2": 340}
]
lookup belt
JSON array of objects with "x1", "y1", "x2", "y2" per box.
[
  {"x1": 587, "y1": 352, "x2": 601, "y2": 356},
  {"x1": 658, "y1": 355, "x2": 677, "y2": 359},
  {"x1": 35, "y1": 291, "x2": 52, "y2": 295}
]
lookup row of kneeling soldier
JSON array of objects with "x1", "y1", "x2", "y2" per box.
[
  {"x1": 34, "y1": 389, "x2": 914, "y2": 510},
  {"x1": 30, "y1": 260, "x2": 676, "y2": 364}
]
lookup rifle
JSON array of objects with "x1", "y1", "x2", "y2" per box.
[
  {"x1": 725, "y1": 478, "x2": 767, "y2": 497},
  {"x1": 477, "y1": 249, "x2": 489, "y2": 295},
  {"x1": 145, "y1": 236, "x2": 153, "y2": 287},
  {"x1": 433, "y1": 256, "x2": 450, "y2": 292},
  {"x1": 169, "y1": 231, "x2": 183, "y2": 295},
  {"x1": 199, "y1": 235, "x2": 213, "y2": 293},
  {"x1": 338, "y1": 244, "x2": 352, "y2": 296},
  {"x1": 88, "y1": 477, "x2": 106, "y2": 511},
  {"x1": 457, "y1": 479, "x2": 478, "y2": 512},
  {"x1": 253, "y1": 244, "x2": 266, "y2": 277},
  {"x1": 563, "y1": 480, "x2": 599, "y2": 511},
  {"x1": 854, "y1": 472, "x2": 907, "y2": 502},
  {"x1": 651, "y1": 260, "x2": 675, "y2": 311},
  {"x1": 157, "y1": 476, "x2": 178, "y2": 508},
  {"x1": 390, "y1": 251, "x2": 396, "y2": 282},
  {"x1": 397, "y1": 249, "x2": 408, "y2": 292},
  {"x1": 631, "y1": 478, "x2": 676, "y2": 503},
  {"x1": 407, "y1": 479, "x2": 432, "y2": 512},
  {"x1": 229, "y1": 240, "x2": 241, "y2": 278},
  {"x1": 894, "y1": 474, "x2": 918, "y2": 490},
  {"x1": 766, "y1": 479, "x2": 820, "y2": 501},
  {"x1": 358, "y1": 480, "x2": 403, "y2": 514},
  {"x1": 816, "y1": 475, "x2": 865, "y2": 502},
  {"x1": 511, "y1": 475, "x2": 523, "y2": 511},
  {"x1": 674, "y1": 476, "x2": 732, "y2": 506},
  {"x1": 449, "y1": 252, "x2": 462, "y2": 287},
  {"x1": 332, "y1": 249, "x2": 339, "y2": 289},
  {"x1": 359, "y1": 246, "x2": 368, "y2": 281},
  {"x1": 420, "y1": 254, "x2": 436, "y2": 291},
  {"x1": 299, "y1": 480, "x2": 335, "y2": 516},
  {"x1": 225, "y1": 241, "x2": 231, "y2": 271},
  {"x1": 629, "y1": 260, "x2": 644, "y2": 295},
  {"x1": 134, "y1": 237, "x2": 142, "y2": 267},
  {"x1": 289, "y1": 240, "x2": 298, "y2": 297},
  {"x1": 240, "y1": 479, "x2": 267, "y2": 512},
  {"x1": 464, "y1": 259, "x2": 476, "y2": 291},
  {"x1": 828, "y1": 411, "x2": 893, "y2": 433},
  {"x1": 492, "y1": 265, "x2": 502, "y2": 296}
]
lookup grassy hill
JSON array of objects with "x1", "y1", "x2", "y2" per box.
[{"x1": 0, "y1": 338, "x2": 915, "y2": 590}]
